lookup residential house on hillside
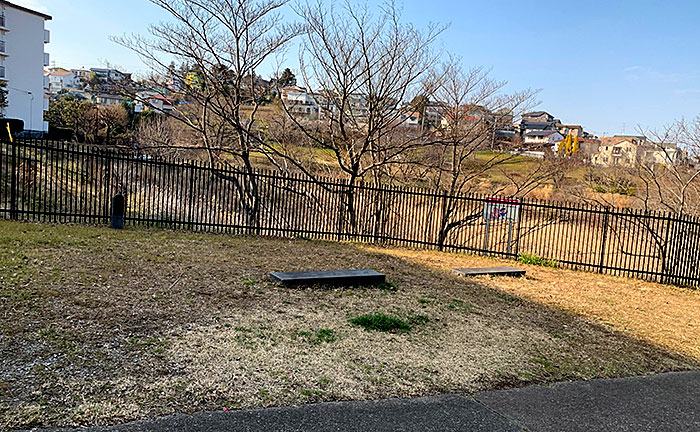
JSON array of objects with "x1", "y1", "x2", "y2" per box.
[
  {"x1": 518, "y1": 112, "x2": 561, "y2": 140},
  {"x1": 90, "y1": 68, "x2": 131, "y2": 84},
  {"x1": 439, "y1": 110, "x2": 481, "y2": 129},
  {"x1": 280, "y1": 86, "x2": 319, "y2": 119},
  {"x1": 592, "y1": 136, "x2": 644, "y2": 167},
  {"x1": 400, "y1": 111, "x2": 421, "y2": 128},
  {"x1": 47, "y1": 68, "x2": 78, "y2": 94},
  {"x1": 134, "y1": 91, "x2": 175, "y2": 114},
  {"x1": 71, "y1": 68, "x2": 92, "y2": 88},
  {"x1": 423, "y1": 101, "x2": 445, "y2": 127},
  {"x1": 522, "y1": 111, "x2": 556, "y2": 123},
  {"x1": 558, "y1": 124, "x2": 583, "y2": 138},
  {"x1": 92, "y1": 93, "x2": 125, "y2": 106},
  {"x1": 640, "y1": 142, "x2": 685, "y2": 166},
  {"x1": 1, "y1": 0, "x2": 51, "y2": 133},
  {"x1": 523, "y1": 130, "x2": 564, "y2": 147},
  {"x1": 513, "y1": 110, "x2": 604, "y2": 158},
  {"x1": 590, "y1": 135, "x2": 687, "y2": 168}
]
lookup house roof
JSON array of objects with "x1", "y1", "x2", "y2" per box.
[
  {"x1": 49, "y1": 70, "x2": 74, "y2": 77},
  {"x1": 443, "y1": 112, "x2": 479, "y2": 123},
  {"x1": 0, "y1": 0, "x2": 52, "y2": 20},
  {"x1": 525, "y1": 130, "x2": 561, "y2": 137},
  {"x1": 280, "y1": 86, "x2": 307, "y2": 92},
  {"x1": 599, "y1": 137, "x2": 635, "y2": 146},
  {"x1": 522, "y1": 121, "x2": 555, "y2": 130},
  {"x1": 148, "y1": 94, "x2": 175, "y2": 104},
  {"x1": 523, "y1": 111, "x2": 552, "y2": 118},
  {"x1": 94, "y1": 93, "x2": 125, "y2": 100}
]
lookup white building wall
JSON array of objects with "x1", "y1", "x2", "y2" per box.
[{"x1": 3, "y1": 3, "x2": 51, "y2": 132}]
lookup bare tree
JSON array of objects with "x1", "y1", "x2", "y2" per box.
[
  {"x1": 423, "y1": 57, "x2": 539, "y2": 249},
  {"x1": 634, "y1": 117, "x2": 700, "y2": 215},
  {"x1": 100, "y1": 105, "x2": 129, "y2": 146},
  {"x1": 269, "y1": 0, "x2": 444, "y2": 232},
  {"x1": 133, "y1": 115, "x2": 200, "y2": 160},
  {"x1": 113, "y1": 0, "x2": 302, "y2": 227}
]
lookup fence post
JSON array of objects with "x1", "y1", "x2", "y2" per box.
[
  {"x1": 187, "y1": 162, "x2": 196, "y2": 230},
  {"x1": 661, "y1": 213, "x2": 673, "y2": 285},
  {"x1": 441, "y1": 191, "x2": 450, "y2": 251},
  {"x1": 597, "y1": 206, "x2": 610, "y2": 273},
  {"x1": 513, "y1": 198, "x2": 524, "y2": 258},
  {"x1": 9, "y1": 139, "x2": 18, "y2": 220}
]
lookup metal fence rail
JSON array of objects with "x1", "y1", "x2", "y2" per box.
[{"x1": 2, "y1": 138, "x2": 699, "y2": 286}]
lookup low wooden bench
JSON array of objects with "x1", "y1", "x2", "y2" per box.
[
  {"x1": 269, "y1": 269, "x2": 386, "y2": 286},
  {"x1": 451, "y1": 266, "x2": 526, "y2": 277}
]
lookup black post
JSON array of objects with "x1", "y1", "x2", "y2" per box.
[
  {"x1": 9, "y1": 139, "x2": 17, "y2": 219},
  {"x1": 598, "y1": 206, "x2": 610, "y2": 273},
  {"x1": 111, "y1": 193, "x2": 125, "y2": 229}
]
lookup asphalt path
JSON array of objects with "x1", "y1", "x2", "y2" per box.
[{"x1": 27, "y1": 370, "x2": 700, "y2": 431}]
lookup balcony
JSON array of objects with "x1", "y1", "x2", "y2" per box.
[
  {"x1": 43, "y1": 75, "x2": 49, "y2": 89},
  {"x1": 44, "y1": 29, "x2": 50, "y2": 43},
  {"x1": 43, "y1": 52, "x2": 49, "y2": 66}
]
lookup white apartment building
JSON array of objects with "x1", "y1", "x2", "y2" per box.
[{"x1": 1, "y1": 1, "x2": 51, "y2": 133}]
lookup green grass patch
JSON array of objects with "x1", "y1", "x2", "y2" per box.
[
  {"x1": 291, "y1": 328, "x2": 337, "y2": 344},
  {"x1": 349, "y1": 313, "x2": 412, "y2": 333},
  {"x1": 313, "y1": 328, "x2": 336, "y2": 344},
  {"x1": 518, "y1": 253, "x2": 559, "y2": 268}
]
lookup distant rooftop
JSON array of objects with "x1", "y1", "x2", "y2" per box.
[
  {"x1": 524, "y1": 130, "x2": 561, "y2": 137},
  {"x1": 523, "y1": 111, "x2": 553, "y2": 117},
  {"x1": 521, "y1": 121, "x2": 556, "y2": 129},
  {"x1": 49, "y1": 70, "x2": 73, "y2": 77}
]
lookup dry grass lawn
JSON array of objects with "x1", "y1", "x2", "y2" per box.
[{"x1": 1, "y1": 220, "x2": 698, "y2": 429}]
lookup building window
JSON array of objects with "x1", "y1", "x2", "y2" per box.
[{"x1": 612, "y1": 147, "x2": 621, "y2": 155}]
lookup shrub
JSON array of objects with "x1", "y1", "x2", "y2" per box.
[
  {"x1": 518, "y1": 253, "x2": 558, "y2": 268},
  {"x1": 349, "y1": 313, "x2": 412, "y2": 333}
]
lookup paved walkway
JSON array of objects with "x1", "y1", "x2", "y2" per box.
[{"x1": 32, "y1": 371, "x2": 700, "y2": 432}]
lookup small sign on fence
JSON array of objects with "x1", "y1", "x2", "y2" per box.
[
  {"x1": 483, "y1": 197, "x2": 520, "y2": 222},
  {"x1": 483, "y1": 197, "x2": 521, "y2": 255}
]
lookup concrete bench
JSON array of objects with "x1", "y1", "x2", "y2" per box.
[
  {"x1": 452, "y1": 267, "x2": 526, "y2": 277},
  {"x1": 269, "y1": 269, "x2": 386, "y2": 286}
]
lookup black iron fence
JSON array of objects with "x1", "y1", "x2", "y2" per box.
[{"x1": 2, "y1": 138, "x2": 699, "y2": 286}]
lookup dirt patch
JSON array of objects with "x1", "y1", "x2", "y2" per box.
[{"x1": 0, "y1": 221, "x2": 696, "y2": 429}]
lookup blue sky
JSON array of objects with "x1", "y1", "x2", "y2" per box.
[{"x1": 17, "y1": 0, "x2": 700, "y2": 136}]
